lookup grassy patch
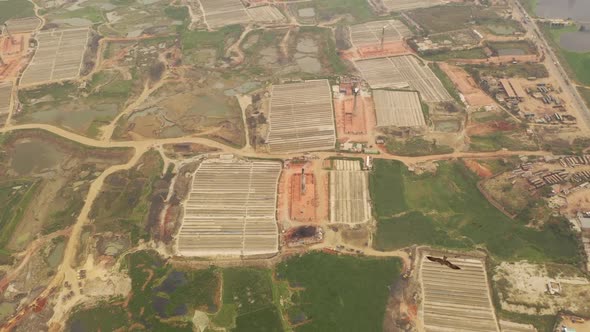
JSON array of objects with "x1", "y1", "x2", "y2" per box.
[
  {"x1": 487, "y1": 40, "x2": 537, "y2": 55},
  {"x1": 465, "y1": 63, "x2": 549, "y2": 79},
  {"x1": 408, "y1": 4, "x2": 498, "y2": 34},
  {"x1": 542, "y1": 24, "x2": 590, "y2": 85},
  {"x1": 469, "y1": 132, "x2": 539, "y2": 152},
  {"x1": 67, "y1": 304, "x2": 128, "y2": 332},
  {"x1": 0, "y1": 180, "x2": 39, "y2": 248},
  {"x1": 0, "y1": 0, "x2": 35, "y2": 24},
  {"x1": 423, "y1": 48, "x2": 488, "y2": 61},
  {"x1": 578, "y1": 86, "x2": 590, "y2": 108},
  {"x1": 370, "y1": 159, "x2": 582, "y2": 263},
  {"x1": 233, "y1": 306, "x2": 283, "y2": 332},
  {"x1": 429, "y1": 62, "x2": 464, "y2": 103},
  {"x1": 305, "y1": 0, "x2": 375, "y2": 23},
  {"x1": 89, "y1": 150, "x2": 163, "y2": 244},
  {"x1": 276, "y1": 252, "x2": 401, "y2": 332},
  {"x1": 181, "y1": 25, "x2": 244, "y2": 60},
  {"x1": 386, "y1": 137, "x2": 454, "y2": 157}
]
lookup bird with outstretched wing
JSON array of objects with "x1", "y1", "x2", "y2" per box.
[{"x1": 426, "y1": 255, "x2": 461, "y2": 270}]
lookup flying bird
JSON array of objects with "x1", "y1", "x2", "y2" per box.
[{"x1": 426, "y1": 255, "x2": 461, "y2": 270}]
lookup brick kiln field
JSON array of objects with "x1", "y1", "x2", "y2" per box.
[
  {"x1": 20, "y1": 28, "x2": 89, "y2": 86},
  {"x1": 0, "y1": 82, "x2": 13, "y2": 115},
  {"x1": 355, "y1": 55, "x2": 452, "y2": 102},
  {"x1": 4, "y1": 17, "x2": 41, "y2": 33},
  {"x1": 196, "y1": 0, "x2": 284, "y2": 28},
  {"x1": 373, "y1": 90, "x2": 425, "y2": 127},
  {"x1": 419, "y1": 254, "x2": 499, "y2": 332},
  {"x1": 381, "y1": 0, "x2": 444, "y2": 12},
  {"x1": 177, "y1": 159, "x2": 282, "y2": 257},
  {"x1": 267, "y1": 80, "x2": 336, "y2": 154},
  {"x1": 350, "y1": 20, "x2": 411, "y2": 48},
  {"x1": 329, "y1": 160, "x2": 371, "y2": 225}
]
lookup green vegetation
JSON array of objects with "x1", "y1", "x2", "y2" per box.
[
  {"x1": 90, "y1": 150, "x2": 163, "y2": 244},
  {"x1": 578, "y1": 86, "x2": 590, "y2": 108},
  {"x1": 0, "y1": 180, "x2": 39, "y2": 248},
  {"x1": 386, "y1": 137, "x2": 454, "y2": 157},
  {"x1": 306, "y1": 0, "x2": 375, "y2": 22},
  {"x1": 542, "y1": 24, "x2": 590, "y2": 85},
  {"x1": 518, "y1": 0, "x2": 538, "y2": 15},
  {"x1": 487, "y1": 40, "x2": 538, "y2": 55},
  {"x1": 429, "y1": 62, "x2": 464, "y2": 103},
  {"x1": 59, "y1": 6, "x2": 104, "y2": 23},
  {"x1": 181, "y1": 25, "x2": 244, "y2": 60},
  {"x1": 0, "y1": 0, "x2": 35, "y2": 24},
  {"x1": 469, "y1": 131, "x2": 539, "y2": 152},
  {"x1": 409, "y1": 4, "x2": 498, "y2": 34},
  {"x1": 214, "y1": 268, "x2": 283, "y2": 331},
  {"x1": 299, "y1": 26, "x2": 348, "y2": 75},
  {"x1": 370, "y1": 159, "x2": 582, "y2": 264},
  {"x1": 67, "y1": 250, "x2": 221, "y2": 331},
  {"x1": 464, "y1": 63, "x2": 549, "y2": 79},
  {"x1": 423, "y1": 48, "x2": 488, "y2": 61},
  {"x1": 277, "y1": 252, "x2": 401, "y2": 332}
]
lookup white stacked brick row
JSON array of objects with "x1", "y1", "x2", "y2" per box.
[
  {"x1": 20, "y1": 28, "x2": 89, "y2": 86},
  {"x1": 177, "y1": 160, "x2": 281, "y2": 257},
  {"x1": 420, "y1": 255, "x2": 500, "y2": 332},
  {"x1": 350, "y1": 19, "x2": 412, "y2": 47},
  {"x1": 382, "y1": 0, "x2": 444, "y2": 12},
  {"x1": 197, "y1": 0, "x2": 285, "y2": 28},
  {"x1": 355, "y1": 55, "x2": 452, "y2": 102},
  {"x1": 329, "y1": 160, "x2": 371, "y2": 225},
  {"x1": 0, "y1": 82, "x2": 13, "y2": 115},
  {"x1": 267, "y1": 80, "x2": 336, "y2": 154},
  {"x1": 4, "y1": 17, "x2": 42, "y2": 33},
  {"x1": 373, "y1": 90, "x2": 425, "y2": 127}
]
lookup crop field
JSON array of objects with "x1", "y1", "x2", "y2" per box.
[
  {"x1": 20, "y1": 28, "x2": 89, "y2": 86},
  {"x1": 329, "y1": 160, "x2": 371, "y2": 224},
  {"x1": 0, "y1": 0, "x2": 34, "y2": 24},
  {"x1": 4, "y1": 17, "x2": 41, "y2": 33},
  {"x1": 370, "y1": 159, "x2": 582, "y2": 264},
  {"x1": 373, "y1": 90, "x2": 425, "y2": 127},
  {"x1": 277, "y1": 252, "x2": 401, "y2": 332},
  {"x1": 350, "y1": 19, "x2": 411, "y2": 48},
  {"x1": 355, "y1": 55, "x2": 452, "y2": 102},
  {"x1": 0, "y1": 82, "x2": 13, "y2": 115},
  {"x1": 408, "y1": 5, "x2": 499, "y2": 34},
  {"x1": 419, "y1": 254, "x2": 499, "y2": 332},
  {"x1": 267, "y1": 80, "x2": 336, "y2": 154},
  {"x1": 248, "y1": 6, "x2": 286, "y2": 23},
  {"x1": 176, "y1": 159, "x2": 281, "y2": 257},
  {"x1": 381, "y1": 0, "x2": 443, "y2": 12}
]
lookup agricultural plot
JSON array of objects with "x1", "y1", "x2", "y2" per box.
[
  {"x1": 4, "y1": 17, "x2": 41, "y2": 33},
  {"x1": 350, "y1": 19, "x2": 412, "y2": 48},
  {"x1": 330, "y1": 160, "x2": 371, "y2": 224},
  {"x1": 0, "y1": 82, "x2": 13, "y2": 115},
  {"x1": 20, "y1": 28, "x2": 89, "y2": 86},
  {"x1": 381, "y1": 0, "x2": 443, "y2": 12},
  {"x1": 177, "y1": 159, "x2": 282, "y2": 257},
  {"x1": 267, "y1": 80, "x2": 336, "y2": 154},
  {"x1": 419, "y1": 254, "x2": 499, "y2": 332},
  {"x1": 355, "y1": 55, "x2": 452, "y2": 102},
  {"x1": 373, "y1": 90, "x2": 425, "y2": 127},
  {"x1": 197, "y1": 0, "x2": 284, "y2": 28}
]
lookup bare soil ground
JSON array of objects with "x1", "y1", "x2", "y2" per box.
[
  {"x1": 438, "y1": 63, "x2": 495, "y2": 107},
  {"x1": 0, "y1": 33, "x2": 32, "y2": 81},
  {"x1": 334, "y1": 93, "x2": 376, "y2": 144},
  {"x1": 464, "y1": 159, "x2": 493, "y2": 178}
]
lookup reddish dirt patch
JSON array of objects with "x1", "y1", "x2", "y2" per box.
[
  {"x1": 0, "y1": 33, "x2": 31, "y2": 80},
  {"x1": 341, "y1": 41, "x2": 412, "y2": 60},
  {"x1": 290, "y1": 170, "x2": 317, "y2": 223},
  {"x1": 333, "y1": 87, "x2": 376, "y2": 143},
  {"x1": 438, "y1": 63, "x2": 495, "y2": 107},
  {"x1": 467, "y1": 120, "x2": 516, "y2": 136},
  {"x1": 464, "y1": 160, "x2": 493, "y2": 178}
]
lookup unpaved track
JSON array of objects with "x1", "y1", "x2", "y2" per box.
[{"x1": 0, "y1": 118, "x2": 553, "y2": 330}]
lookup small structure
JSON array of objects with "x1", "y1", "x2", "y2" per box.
[{"x1": 547, "y1": 281, "x2": 561, "y2": 295}]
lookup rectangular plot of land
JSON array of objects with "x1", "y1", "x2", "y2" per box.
[
  {"x1": 0, "y1": 82, "x2": 13, "y2": 115},
  {"x1": 329, "y1": 161, "x2": 370, "y2": 224},
  {"x1": 177, "y1": 159, "x2": 281, "y2": 257},
  {"x1": 247, "y1": 6, "x2": 285, "y2": 23},
  {"x1": 382, "y1": 0, "x2": 443, "y2": 12},
  {"x1": 373, "y1": 90, "x2": 425, "y2": 127},
  {"x1": 350, "y1": 20, "x2": 411, "y2": 47},
  {"x1": 355, "y1": 55, "x2": 452, "y2": 102},
  {"x1": 4, "y1": 17, "x2": 42, "y2": 33},
  {"x1": 420, "y1": 255, "x2": 499, "y2": 332},
  {"x1": 20, "y1": 28, "x2": 89, "y2": 86},
  {"x1": 267, "y1": 80, "x2": 336, "y2": 154},
  {"x1": 199, "y1": 0, "x2": 250, "y2": 28}
]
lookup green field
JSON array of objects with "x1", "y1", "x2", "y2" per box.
[
  {"x1": 277, "y1": 252, "x2": 401, "y2": 332},
  {"x1": 578, "y1": 86, "x2": 590, "y2": 108},
  {"x1": 386, "y1": 137, "x2": 454, "y2": 157},
  {"x1": 67, "y1": 304, "x2": 128, "y2": 332},
  {"x1": 429, "y1": 62, "x2": 464, "y2": 103},
  {"x1": 542, "y1": 24, "x2": 590, "y2": 86},
  {"x1": 89, "y1": 150, "x2": 163, "y2": 244},
  {"x1": 423, "y1": 48, "x2": 488, "y2": 61},
  {"x1": 464, "y1": 63, "x2": 549, "y2": 79},
  {"x1": 469, "y1": 131, "x2": 539, "y2": 152},
  {"x1": 0, "y1": 0, "x2": 35, "y2": 24},
  {"x1": 408, "y1": 5, "x2": 498, "y2": 34},
  {"x1": 370, "y1": 159, "x2": 581, "y2": 264},
  {"x1": 295, "y1": 0, "x2": 375, "y2": 23},
  {"x1": 181, "y1": 25, "x2": 244, "y2": 62},
  {"x1": 487, "y1": 40, "x2": 538, "y2": 55},
  {"x1": 0, "y1": 180, "x2": 39, "y2": 249}
]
